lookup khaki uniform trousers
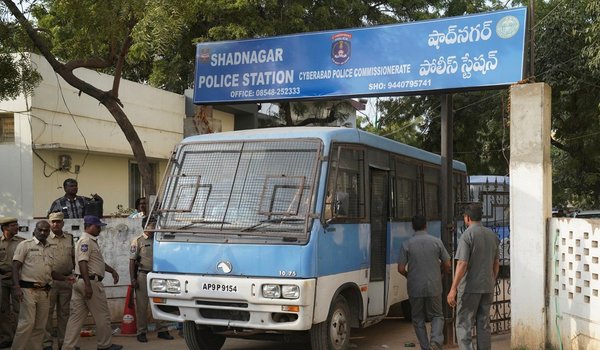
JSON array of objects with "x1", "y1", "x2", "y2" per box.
[
  {"x1": 136, "y1": 272, "x2": 167, "y2": 334},
  {"x1": 44, "y1": 280, "x2": 73, "y2": 348},
  {"x1": 62, "y1": 280, "x2": 113, "y2": 350},
  {"x1": 11, "y1": 288, "x2": 50, "y2": 350},
  {"x1": 0, "y1": 283, "x2": 20, "y2": 342}
]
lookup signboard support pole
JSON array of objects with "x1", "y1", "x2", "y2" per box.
[{"x1": 440, "y1": 93, "x2": 455, "y2": 345}]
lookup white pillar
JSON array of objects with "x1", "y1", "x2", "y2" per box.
[{"x1": 510, "y1": 82, "x2": 552, "y2": 348}]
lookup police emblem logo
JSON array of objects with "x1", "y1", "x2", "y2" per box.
[
  {"x1": 80, "y1": 243, "x2": 89, "y2": 252},
  {"x1": 130, "y1": 245, "x2": 137, "y2": 254},
  {"x1": 331, "y1": 33, "x2": 352, "y2": 65},
  {"x1": 199, "y1": 48, "x2": 211, "y2": 64},
  {"x1": 496, "y1": 15, "x2": 520, "y2": 39}
]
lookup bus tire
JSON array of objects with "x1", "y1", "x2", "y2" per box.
[
  {"x1": 310, "y1": 295, "x2": 351, "y2": 350},
  {"x1": 183, "y1": 321, "x2": 226, "y2": 350}
]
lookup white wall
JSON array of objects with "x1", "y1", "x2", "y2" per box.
[
  {"x1": 0, "y1": 95, "x2": 34, "y2": 218},
  {"x1": 548, "y1": 218, "x2": 600, "y2": 349},
  {"x1": 28, "y1": 53, "x2": 183, "y2": 158}
]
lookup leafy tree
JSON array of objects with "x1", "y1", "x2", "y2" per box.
[
  {"x1": 1, "y1": 0, "x2": 196, "y2": 196},
  {"x1": 533, "y1": 0, "x2": 600, "y2": 208},
  {"x1": 0, "y1": 3, "x2": 40, "y2": 100}
]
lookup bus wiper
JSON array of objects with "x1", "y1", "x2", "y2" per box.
[
  {"x1": 241, "y1": 218, "x2": 304, "y2": 232},
  {"x1": 176, "y1": 220, "x2": 230, "y2": 230}
]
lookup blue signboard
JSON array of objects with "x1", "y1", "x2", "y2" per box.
[{"x1": 194, "y1": 7, "x2": 527, "y2": 104}]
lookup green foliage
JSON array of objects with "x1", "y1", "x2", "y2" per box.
[
  {"x1": 534, "y1": 0, "x2": 600, "y2": 208},
  {"x1": 0, "y1": 5, "x2": 40, "y2": 100}
]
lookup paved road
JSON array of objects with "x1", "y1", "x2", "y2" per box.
[{"x1": 75, "y1": 318, "x2": 510, "y2": 349}]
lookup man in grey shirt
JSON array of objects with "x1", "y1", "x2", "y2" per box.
[
  {"x1": 399, "y1": 214, "x2": 451, "y2": 350},
  {"x1": 448, "y1": 203, "x2": 500, "y2": 350}
]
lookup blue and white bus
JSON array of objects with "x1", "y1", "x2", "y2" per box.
[{"x1": 147, "y1": 127, "x2": 467, "y2": 350}]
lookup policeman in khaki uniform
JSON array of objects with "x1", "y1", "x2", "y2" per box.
[
  {"x1": 43, "y1": 212, "x2": 76, "y2": 350},
  {"x1": 0, "y1": 216, "x2": 25, "y2": 348},
  {"x1": 62, "y1": 216, "x2": 123, "y2": 350},
  {"x1": 129, "y1": 219, "x2": 174, "y2": 342},
  {"x1": 11, "y1": 220, "x2": 74, "y2": 350}
]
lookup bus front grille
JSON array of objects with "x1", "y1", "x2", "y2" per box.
[{"x1": 199, "y1": 309, "x2": 250, "y2": 321}]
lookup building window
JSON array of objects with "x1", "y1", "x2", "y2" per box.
[
  {"x1": 0, "y1": 113, "x2": 15, "y2": 143},
  {"x1": 129, "y1": 162, "x2": 157, "y2": 208}
]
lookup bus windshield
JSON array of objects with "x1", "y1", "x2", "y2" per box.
[{"x1": 155, "y1": 139, "x2": 321, "y2": 240}]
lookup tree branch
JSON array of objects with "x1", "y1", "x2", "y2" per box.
[
  {"x1": 111, "y1": 14, "x2": 135, "y2": 103},
  {"x1": 2, "y1": 0, "x2": 111, "y2": 103},
  {"x1": 64, "y1": 57, "x2": 113, "y2": 71}
]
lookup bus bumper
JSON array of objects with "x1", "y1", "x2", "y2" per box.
[{"x1": 147, "y1": 272, "x2": 316, "y2": 331}]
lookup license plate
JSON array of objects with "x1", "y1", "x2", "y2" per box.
[{"x1": 202, "y1": 283, "x2": 238, "y2": 292}]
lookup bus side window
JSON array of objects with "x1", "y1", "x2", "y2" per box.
[{"x1": 325, "y1": 145, "x2": 364, "y2": 221}]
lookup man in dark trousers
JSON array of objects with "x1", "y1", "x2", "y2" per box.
[
  {"x1": 47, "y1": 178, "x2": 103, "y2": 218},
  {"x1": 448, "y1": 203, "x2": 500, "y2": 350},
  {"x1": 398, "y1": 214, "x2": 451, "y2": 350}
]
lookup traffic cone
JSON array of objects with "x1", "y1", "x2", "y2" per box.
[{"x1": 120, "y1": 285, "x2": 137, "y2": 335}]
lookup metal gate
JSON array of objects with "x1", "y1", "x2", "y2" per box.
[{"x1": 463, "y1": 175, "x2": 511, "y2": 334}]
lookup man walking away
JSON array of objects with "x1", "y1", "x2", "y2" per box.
[
  {"x1": 447, "y1": 203, "x2": 500, "y2": 350},
  {"x1": 398, "y1": 214, "x2": 451, "y2": 350}
]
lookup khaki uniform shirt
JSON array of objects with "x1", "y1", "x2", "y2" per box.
[
  {"x1": 74, "y1": 232, "x2": 105, "y2": 277},
  {"x1": 130, "y1": 234, "x2": 153, "y2": 271},
  {"x1": 0, "y1": 233, "x2": 25, "y2": 286},
  {"x1": 48, "y1": 231, "x2": 75, "y2": 276},
  {"x1": 12, "y1": 237, "x2": 55, "y2": 285}
]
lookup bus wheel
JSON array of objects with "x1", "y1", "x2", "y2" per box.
[
  {"x1": 310, "y1": 295, "x2": 351, "y2": 350},
  {"x1": 183, "y1": 321, "x2": 226, "y2": 350}
]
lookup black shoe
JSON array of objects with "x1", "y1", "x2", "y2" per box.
[
  {"x1": 137, "y1": 333, "x2": 148, "y2": 343},
  {"x1": 98, "y1": 345, "x2": 123, "y2": 350},
  {"x1": 157, "y1": 331, "x2": 174, "y2": 340},
  {"x1": 0, "y1": 341, "x2": 12, "y2": 349}
]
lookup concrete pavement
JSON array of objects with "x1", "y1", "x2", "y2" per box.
[{"x1": 70, "y1": 318, "x2": 510, "y2": 349}]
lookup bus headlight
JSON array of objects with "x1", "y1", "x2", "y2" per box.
[
  {"x1": 262, "y1": 284, "x2": 281, "y2": 298},
  {"x1": 151, "y1": 279, "x2": 166, "y2": 292},
  {"x1": 151, "y1": 279, "x2": 181, "y2": 293},
  {"x1": 166, "y1": 279, "x2": 181, "y2": 293},
  {"x1": 281, "y1": 285, "x2": 300, "y2": 299}
]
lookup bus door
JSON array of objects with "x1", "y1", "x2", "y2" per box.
[{"x1": 368, "y1": 168, "x2": 389, "y2": 316}]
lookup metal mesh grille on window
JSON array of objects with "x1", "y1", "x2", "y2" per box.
[{"x1": 157, "y1": 140, "x2": 320, "y2": 236}]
